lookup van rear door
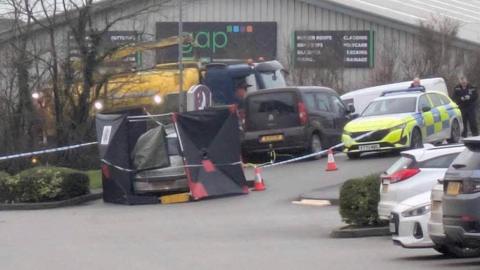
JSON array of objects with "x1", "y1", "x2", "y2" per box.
[{"x1": 246, "y1": 91, "x2": 300, "y2": 131}]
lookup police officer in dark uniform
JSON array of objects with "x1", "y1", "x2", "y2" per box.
[
  {"x1": 234, "y1": 79, "x2": 251, "y2": 110},
  {"x1": 452, "y1": 77, "x2": 478, "y2": 137}
]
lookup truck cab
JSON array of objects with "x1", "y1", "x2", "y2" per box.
[
  {"x1": 96, "y1": 59, "x2": 287, "y2": 113},
  {"x1": 203, "y1": 60, "x2": 286, "y2": 105}
]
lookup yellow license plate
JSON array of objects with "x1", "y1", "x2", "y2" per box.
[
  {"x1": 447, "y1": 182, "x2": 461, "y2": 196},
  {"x1": 260, "y1": 134, "x2": 284, "y2": 143}
]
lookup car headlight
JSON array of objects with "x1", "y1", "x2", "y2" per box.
[
  {"x1": 153, "y1": 94, "x2": 163, "y2": 105},
  {"x1": 389, "y1": 123, "x2": 406, "y2": 132},
  {"x1": 401, "y1": 204, "x2": 431, "y2": 217},
  {"x1": 94, "y1": 100, "x2": 104, "y2": 111}
]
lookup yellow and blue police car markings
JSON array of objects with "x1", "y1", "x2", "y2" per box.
[
  {"x1": 411, "y1": 112, "x2": 430, "y2": 137},
  {"x1": 444, "y1": 104, "x2": 456, "y2": 118},
  {"x1": 412, "y1": 113, "x2": 425, "y2": 126},
  {"x1": 431, "y1": 107, "x2": 446, "y2": 132},
  {"x1": 437, "y1": 105, "x2": 451, "y2": 129},
  {"x1": 421, "y1": 110, "x2": 436, "y2": 136}
]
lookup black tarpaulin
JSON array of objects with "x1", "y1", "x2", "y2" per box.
[
  {"x1": 173, "y1": 106, "x2": 248, "y2": 200},
  {"x1": 95, "y1": 109, "x2": 160, "y2": 205}
]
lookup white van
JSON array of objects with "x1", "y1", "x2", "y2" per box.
[{"x1": 341, "y1": 78, "x2": 449, "y2": 114}]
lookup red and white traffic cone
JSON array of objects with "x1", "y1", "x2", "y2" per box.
[
  {"x1": 326, "y1": 148, "x2": 338, "y2": 171},
  {"x1": 253, "y1": 166, "x2": 266, "y2": 191}
]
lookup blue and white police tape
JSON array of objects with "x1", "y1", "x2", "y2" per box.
[
  {"x1": 101, "y1": 158, "x2": 243, "y2": 173},
  {"x1": 0, "y1": 142, "x2": 98, "y2": 162},
  {"x1": 260, "y1": 131, "x2": 375, "y2": 169}
]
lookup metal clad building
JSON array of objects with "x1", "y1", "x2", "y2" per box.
[
  {"x1": 105, "y1": 0, "x2": 480, "y2": 90},
  {"x1": 2, "y1": 0, "x2": 480, "y2": 90}
]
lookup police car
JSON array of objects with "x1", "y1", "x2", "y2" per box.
[{"x1": 342, "y1": 88, "x2": 463, "y2": 159}]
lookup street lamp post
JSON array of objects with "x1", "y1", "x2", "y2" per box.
[
  {"x1": 178, "y1": 0, "x2": 185, "y2": 112},
  {"x1": 31, "y1": 91, "x2": 48, "y2": 145}
]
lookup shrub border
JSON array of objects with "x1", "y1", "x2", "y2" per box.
[{"x1": 0, "y1": 190, "x2": 102, "y2": 211}]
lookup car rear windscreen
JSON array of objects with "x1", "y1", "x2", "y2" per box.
[
  {"x1": 450, "y1": 150, "x2": 480, "y2": 170},
  {"x1": 385, "y1": 156, "x2": 415, "y2": 175},
  {"x1": 246, "y1": 92, "x2": 299, "y2": 131}
]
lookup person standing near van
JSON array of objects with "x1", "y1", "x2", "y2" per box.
[
  {"x1": 234, "y1": 79, "x2": 251, "y2": 110},
  {"x1": 452, "y1": 77, "x2": 478, "y2": 137},
  {"x1": 409, "y1": 77, "x2": 425, "y2": 90}
]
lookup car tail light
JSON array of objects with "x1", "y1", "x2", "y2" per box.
[
  {"x1": 382, "y1": 168, "x2": 420, "y2": 183},
  {"x1": 298, "y1": 102, "x2": 308, "y2": 125},
  {"x1": 462, "y1": 179, "x2": 480, "y2": 194}
]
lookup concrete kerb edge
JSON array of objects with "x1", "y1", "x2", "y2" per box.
[
  {"x1": 299, "y1": 196, "x2": 340, "y2": 205},
  {"x1": 0, "y1": 190, "x2": 103, "y2": 211},
  {"x1": 330, "y1": 226, "x2": 391, "y2": 238}
]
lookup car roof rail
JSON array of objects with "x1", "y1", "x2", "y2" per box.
[
  {"x1": 380, "y1": 86, "x2": 426, "y2": 97},
  {"x1": 463, "y1": 137, "x2": 480, "y2": 152}
]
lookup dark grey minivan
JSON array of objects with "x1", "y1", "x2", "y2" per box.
[
  {"x1": 242, "y1": 87, "x2": 351, "y2": 158},
  {"x1": 443, "y1": 137, "x2": 480, "y2": 248}
]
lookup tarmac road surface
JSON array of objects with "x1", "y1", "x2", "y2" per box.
[{"x1": 1, "y1": 153, "x2": 480, "y2": 270}]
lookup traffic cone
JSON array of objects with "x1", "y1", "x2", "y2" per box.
[
  {"x1": 253, "y1": 167, "x2": 266, "y2": 191},
  {"x1": 326, "y1": 148, "x2": 338, "y2": 171}
]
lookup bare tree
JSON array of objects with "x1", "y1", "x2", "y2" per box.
[
  {"x1": 401, "y1": 17, "x2": 462, "y2": 90},
  {"x1": 368, "y1": 40, "x2": 405, "y2": 86},
  {"x1": 0, "y1": 0, "x2": 180, "y2": 170}
]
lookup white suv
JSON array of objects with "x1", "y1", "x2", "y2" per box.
[{"x1": 378, "y1": 144, "x2": 465, "y2": 220}]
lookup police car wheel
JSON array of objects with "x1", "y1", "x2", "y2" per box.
[
  {"x1": 447, "y1": 120, "x2": 461, "y2": 144},
  {"x1": 410, "y1": 128, "x2": 423, "y2": 149}
]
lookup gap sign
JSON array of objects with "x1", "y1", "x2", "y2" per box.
[
  {"x1": 156, "y1": 22, "x2": 277, "y2": 63},
  {"x1": 294, "y1": 31, "x2": 375, "y2": 68}
]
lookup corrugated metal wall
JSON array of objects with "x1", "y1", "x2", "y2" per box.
[{"x1": 107, "y1": 0, "x2": 421, "y2": 90}]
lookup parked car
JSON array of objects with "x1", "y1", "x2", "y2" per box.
[
  {"x1": 428, "y1": 181, "x2": 480, "y2": 257},
  {"x1": 242, "y1": 87, "x2": 352, "y2": 158},
  {"x1": 390, "y1": 191, "x2": 432, "y2": 248},
  {"x1": 341, "y1": 77, "x2": 449, "y2": 115},
  {"x1": 378, "y1": 144, "x2": 464, "y2": 220},
  {"x1": 342, "y1": 88, "x2": 463, "y2": 159},
  {"x1": 133, "y1": 131, "x2": 188, "y2": 193},
  {"x1": 443, "y1": 137, "x2": 480, "y2": 249}
]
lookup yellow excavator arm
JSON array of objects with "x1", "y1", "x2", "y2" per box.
[{"x1": 108, "y1": 34, "x2": 193, "y2": 61}]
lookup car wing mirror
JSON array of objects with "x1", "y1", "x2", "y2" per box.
[
  {"x1": 347, "y1": 104, "x2": 356, "y2": 114},
  {"x1": 422, "y1": 106, "x2": 431, "y2": 113},
  {"x1": 349, "y1": 113, "x2": 360, "y2": 120}
]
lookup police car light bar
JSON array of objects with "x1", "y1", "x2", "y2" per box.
[{"x1": 381, "y1": 86, "x2": 426, "y2": 97}]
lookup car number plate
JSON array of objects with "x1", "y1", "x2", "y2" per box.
[
  {"x1": 446, "y1": 182, "x2": 461, "y2": 196},
  {"x1": 359, "y1": 144, "x2": 381, "y2": 151},
  {"x1": 259, "y1": 134, "x2": 284, "y2": 143},
  {"x1": 389, "y1": 222, "x2": 396, "y2": 233}
]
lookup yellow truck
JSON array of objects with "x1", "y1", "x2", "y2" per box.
[{"x1": 94, "y1": 35, "x2": 287, "y2": 113}]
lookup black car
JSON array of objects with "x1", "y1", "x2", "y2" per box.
[
  {"x1": 242, "y1": 86, "x2": 352, "y2": 158},
  {"x1": 443, "y1": 136, "x2": 480, "y2": 248}
]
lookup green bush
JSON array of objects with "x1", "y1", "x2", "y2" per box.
[
  {"x1": 1, "y1": 167, "x2": 90, "y2": 203},
  {"x1": 0, "y1": 171, "x2": 13, "y2": 203},
  {"x1": 339, "y1": 174, "x2": 383, "y2": 227}
]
